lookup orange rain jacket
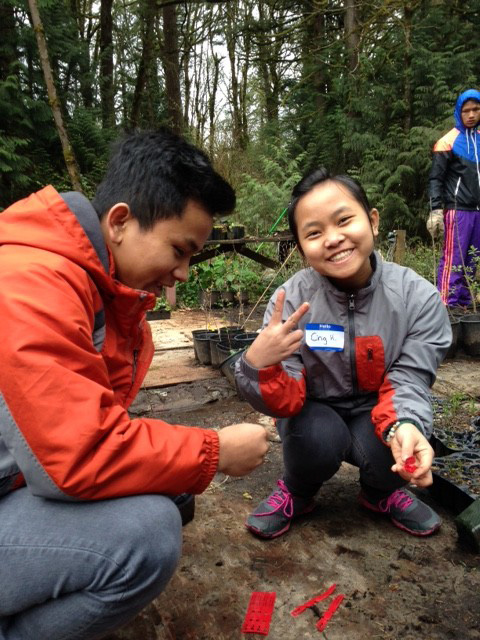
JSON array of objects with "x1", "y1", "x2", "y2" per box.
[{"x1": 0, "y1": 186, "x2": 219, "y2": 501}]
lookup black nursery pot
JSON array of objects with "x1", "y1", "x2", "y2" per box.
[
  {"x1": 209, "y1": 334, "x2": 224, "y2": 368},
  {"x1": 231, "y1": 225, "x2": 245, "y2": 239},
  {"x1": 198, "y1": 290, "x2": 221, "y2": 308},
  {"x1": 232, "y1": 332, "x2": 259, "y2": 350},
  {"x1": 192, "y1": 329, "x2": 218, "y2": 340},
  {"x1": 215, "y1": 341, "x2": 236, "y2": 365},
  {"x1": 192, "y1": 330, "x2": 218, "y2": 364},
  {"x1": 219, "y1": 290, "x2": 235, "y2": 307},
  {"x1": 446, "y1": 319, "x2": 461, "y2": 358},
  {"x1": 460, "y1": 314, "x2": 480, "y2": 357},
  {"x1": 219, "y1": 325, "x2": 243, "y2": 335},
  {"x1": 219, "y1": 349, "x2": 244, "y2": 389},
  {"x1": 211, "y1": 226, "x2": 228, "y2": 240},
  {"x1": 235, "y1": 291, "x2": 249, "y2": 305},
  {"x1": 218, "y1": 326, "x2": 244, "y2": 347}
]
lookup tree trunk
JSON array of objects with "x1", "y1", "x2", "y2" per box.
[
  {"x1": 27, "y1": 0, "x2": 83, "y2": 192},
  {"x1": 0, "y1": 1, "x2": 18, "y2": 79},
  {"x1": 99, "y1": 0, "x2": 114, "y2": 128},
  {"x1": 257, "y1": 3, "x2": 279, "y2": 125},
  {"x1": 130, "y1": 0, "x2": 157, "y2": 129},
  {"x1": 403, "y1": 3, "x2": 413, "y2": 132},
  {"x1": 345, "y1": 0, "x2": 359, "y2": 72},
  {"x1": 208, "y1": 51, "x2": 220, "y2": 157},
  {"x1": 162, "y1": 3, "x2": 183, "y2": 133},
  {"x1": 308, "y1": 2, "x2": 326, "y2": 116},
  {"x1": 70, "y1": 0, "x2": 95, "y2": 109},
  {"x1": 225, "y1": 3, "x2": 247, "y2": 149},
  {"x1": 192, "y1": 45, "x2": 206, "y2": 143},
  {"x1": 239, "y1": 3, "x2": 252, "y2": 140}
]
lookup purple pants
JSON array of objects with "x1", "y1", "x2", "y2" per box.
[{"x1": 437, "y1": 209, "x2": 480, "y2": 307}]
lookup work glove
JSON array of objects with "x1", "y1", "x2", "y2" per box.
[{"x1": 426, "y1": 209, "x2": 444, "y2": 239}]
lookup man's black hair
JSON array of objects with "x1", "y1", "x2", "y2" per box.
[
  {"x1": 287, "y1": 167, "x2": 372, "y2": 250},
  {"x1": 92, "y1": 128, "x2": 235, "y2": 228}
]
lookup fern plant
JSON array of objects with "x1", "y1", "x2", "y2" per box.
[{"x1": 236, "y1": 142, "x2": 305, "y2": 235}]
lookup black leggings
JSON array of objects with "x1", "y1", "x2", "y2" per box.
[{"x1": 277, "y1": 400, "x2": 407, "y2": 499}]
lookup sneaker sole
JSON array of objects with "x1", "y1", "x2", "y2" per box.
[
  {"x1": 245, "y1": 521, "x2": 292, "y2": 539},
  {"x1": 357, "y1": 493, "x2": 383, "y2": 513},
  {"x1": 358, "y1": 494, "x2": 441, "y2": 537},
  {"x1": 245, "y1": 502, "x2": 316, "y2": 540},
  {"x1": 390, "y1": 517, "x2": 441, "y2": 537}
]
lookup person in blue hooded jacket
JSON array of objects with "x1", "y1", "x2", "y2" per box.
[{"x1": 428, "y1": 88, "x2": 480, "y2": 307}]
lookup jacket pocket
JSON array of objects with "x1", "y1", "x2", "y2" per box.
[{"x1": 355, "y1": 336, "x2": 385, "y2": 392}]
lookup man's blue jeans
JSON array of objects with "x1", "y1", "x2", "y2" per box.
[{"x1": 0, "y1": 488, "x2": 182, "y2": 639}]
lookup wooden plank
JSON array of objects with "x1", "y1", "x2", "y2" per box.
[
  {"x1": 142, "y1": 348, "x2": 221, "y2": 388},
  {"x1": 236, "y1": 245, "x2": 279, "y2": 269},
  {"x1": 149, "y1": 322, "x2": 195, "y2": 350},
  {"x1": 393, "y1": 229, "x2": 406, "y2": 264},
  {"x1": 190, "y1": 246, "x2": 226, "y2": 265},
  {"x1": 190, "y1": 237, "x2": 283, "y2": 269},
  {"x1": 191, "y1": 244, "x2": 279, "y2": 269},
  {"x1": 203, "y1": 235, "x2": 293, "y2": 244}
]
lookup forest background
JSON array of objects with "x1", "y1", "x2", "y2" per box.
[{"x1": 1, "y1": 0, "x2": 479, "y2": 301}]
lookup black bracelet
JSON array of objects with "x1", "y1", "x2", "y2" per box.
[{"x1": 382, "y1": 420, "x2": 415, "y2": 443}]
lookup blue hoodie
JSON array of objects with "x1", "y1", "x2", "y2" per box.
[{"x1": 429, "y1": 89, "x2": 480, "y2": 211}]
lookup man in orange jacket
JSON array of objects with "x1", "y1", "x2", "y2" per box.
[{"x1": 0, "y1": 128, "x2": 268, "y2": 639}]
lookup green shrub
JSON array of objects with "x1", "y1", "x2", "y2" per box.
[{"x1": 402, "y1": 242, "x2": 436, "y2": 284}]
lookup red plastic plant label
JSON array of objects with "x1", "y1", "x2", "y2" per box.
[
  {"x1": 404, "y1": 456, "x2": 417, "y2": 473},
  {"x1": 290, "y1": 584, "x2": 337, "y2": 617},
  {"x1": 316, "y1": 594, "x2": 345, "y2": 633},
  {"x1": 241, "y1": 591, "x2": 276, "y2": 635}
]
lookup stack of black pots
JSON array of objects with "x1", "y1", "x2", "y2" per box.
[{"x1": 191, "y1": 326, "x2": 259, "y2": 389}]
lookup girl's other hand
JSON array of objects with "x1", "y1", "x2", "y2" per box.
[
  {"x1": 244, "y1": 289, "x2": 309, "y2": 369},
  {"x1": 389, "y1": 423, "x2": 434, "y2": 487}
]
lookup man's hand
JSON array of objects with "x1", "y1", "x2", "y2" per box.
[
  {"x1": 245, "y1": 289, "x2": 309, "y2": 369},
  {"x1": 217, "y1": 423, "x2": 269, "y2": 476},
  {"x1": 426, "y1": 209, "x2": 444, "y2": 239},
  {"x1": 389, "y1": 423, "x2": 434, "y2": 487}
]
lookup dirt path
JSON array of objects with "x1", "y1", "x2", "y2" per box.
[{"x1": 106, "y1": 309, "x2": 480, "y2": 640}]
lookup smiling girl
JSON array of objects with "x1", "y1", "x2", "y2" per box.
[{"x1": 236, "y1": 167, "x2": 452, "y2": 539}]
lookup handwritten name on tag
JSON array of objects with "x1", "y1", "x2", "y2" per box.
[{"x1": 305, "y1": 323, "x2": 344, "y2": 351}]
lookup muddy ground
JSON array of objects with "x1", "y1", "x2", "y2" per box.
[{"x1": 106, "y1": 309, "x2": 479, "y2": 640}]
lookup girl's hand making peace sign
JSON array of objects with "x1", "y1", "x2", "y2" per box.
[{"x1": 244, "y1": 289, "x2": 310, "y2": 369}]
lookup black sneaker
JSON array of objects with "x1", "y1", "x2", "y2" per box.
[
  {"x1": 172, "y1": 494, "x2": 195, "y2": 526},
  {"x1": 359, "y1": 488, "x2": 441, "y2": 536},
  {"x1": 246, "y1": 480, "x2": 315, "y2": 539}
]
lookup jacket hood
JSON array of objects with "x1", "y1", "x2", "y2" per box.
[
  {"x1": 0, "y1": 185, "x2": 113, "y2": 292},
  {"x1": 454, "y1": 89, "x2": 480, "y2": 131}
]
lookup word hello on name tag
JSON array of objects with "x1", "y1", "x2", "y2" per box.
[{"x1": 305, "y1": 323, "x2": 345, "y2": 351}]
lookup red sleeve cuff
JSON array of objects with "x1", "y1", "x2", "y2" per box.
[{"x1": 191, "y1": 429, "x2": 220, "y2": 494}]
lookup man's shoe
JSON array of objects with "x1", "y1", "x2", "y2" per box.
[
  {"x1": 172, "y1": 493, "x2": 195, "y2": 526},
  {"x1": 246, "y1": 479, "x2": 315, "y2": 539},
  {"x1": 359, "y1": 488, "x2": 441, "y2": 536}
]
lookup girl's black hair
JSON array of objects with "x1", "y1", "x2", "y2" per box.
[{"x1": 287, "y1": 168, "x2": 372, "y2": 251}]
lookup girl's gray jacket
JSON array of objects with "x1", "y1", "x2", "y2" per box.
[{"x1": 235, "y1": 253, "x2": 451, "y2": 442}]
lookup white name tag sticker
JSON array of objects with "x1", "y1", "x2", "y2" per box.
[{"x1": 305, "y1": 323, "x2": 345, "y2": 351}]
